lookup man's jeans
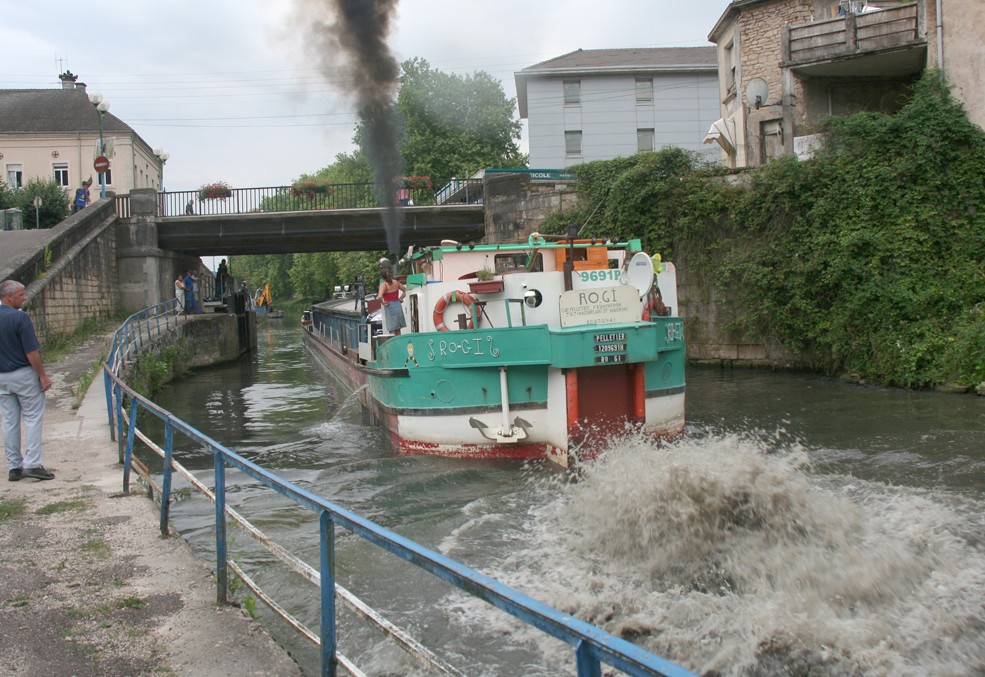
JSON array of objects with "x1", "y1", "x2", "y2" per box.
[{"x1": 0, "y1": 366, "x2": 46, "y2": 470}]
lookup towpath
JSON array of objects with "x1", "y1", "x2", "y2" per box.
[{"x1": 0, "y1": 330, "x2": 302, "y2": 676}]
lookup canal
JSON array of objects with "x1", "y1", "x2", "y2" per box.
[{"x1": 147, "y1": 320, "x2": 985, "y2": 676}]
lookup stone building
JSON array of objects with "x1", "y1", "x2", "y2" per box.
[
  {"x1": 0, "y1": 71, "x2": 166, "y2": 197},
  {"x1": 706, "y1": 0, "x2": 985, "y2": 168}
]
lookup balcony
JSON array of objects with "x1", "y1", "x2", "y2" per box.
[{"x1": 782, "y1": 1, "x2": 927, "y2": 78}]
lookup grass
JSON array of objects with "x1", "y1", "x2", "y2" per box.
[
  {"x1": 0, "y1": 497, "x2": 27, "y2": 524},
  {"x1": 81, "y1": 537, "x2": 111, "y2": 560},
  {"x1": 72, "y1": 353, "x2": 108, "y2": 409},
  {"x1": 41, "y1": 317, "x2": 116, "y2": 364},
  {"x1": 36, "y1": 498, "x2": 89, "y2": 515}
]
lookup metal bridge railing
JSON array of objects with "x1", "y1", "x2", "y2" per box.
[
  {"x1": 102, "y1": 307, "x2": 695, "y2": 677},
  {"x1": 113, "y1": 179, "x2": 485, "y2": 219}
]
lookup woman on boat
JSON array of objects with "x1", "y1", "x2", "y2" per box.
[{"x1": 378, "y1": 269, "x2": 406, "y2": 335}]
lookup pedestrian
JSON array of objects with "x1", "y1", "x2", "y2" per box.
[
  {"x1": 72, "y1": 179, "x2": 92, "y2": 213},
  {"x1": 185, "y1": 199, "x2": 195, "y2": 215},
  {"x1": 0, "y1": 280, "x2": 54, "y2": 481},
  {"x1": 183, "y1": 270, "x2": 202, "y2": 314},
  {"x1": 174, "y1": 273, "x2": 187, "y2": 314},
  {"x1": 378, "y1": 267, "x2": 406, "y2": 335},
  {"x1": 216, "y1": 259, "x2": 229, "y2": 298}
]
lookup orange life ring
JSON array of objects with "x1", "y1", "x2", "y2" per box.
[{"x1": 433, "y1": 290, "x2": 477, "y2": 331}]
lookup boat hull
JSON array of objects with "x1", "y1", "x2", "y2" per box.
[{"x1": 303, "y1": 318, "x2": 685, "y2": 465}]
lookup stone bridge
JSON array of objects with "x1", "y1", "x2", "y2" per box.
[{"x1": 0, "y1": 173, "x2": 577, "y2": 340}]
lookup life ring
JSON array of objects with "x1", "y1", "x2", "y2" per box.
[{"x1": 433, "y1": 290, "x2": 477, "y2": 331}]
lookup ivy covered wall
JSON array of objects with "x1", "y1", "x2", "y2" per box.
[{"x1": 541, "y1": 72, "x2": 985, "y2": 390}]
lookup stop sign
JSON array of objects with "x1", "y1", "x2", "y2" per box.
[{"x1": 94, "y1": 156, "x2": 110, "y2": 173}]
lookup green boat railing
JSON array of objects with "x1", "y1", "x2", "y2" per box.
[{"x1": 102, "y1": 304, "x2": 696, "y2": 677}]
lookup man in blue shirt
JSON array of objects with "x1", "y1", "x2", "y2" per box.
[{"x1": 0, "y1": 280, "x2": 54, "y2": 481}]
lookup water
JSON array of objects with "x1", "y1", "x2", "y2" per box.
[{"x1": 147, "y1": 322, "x2": 985, "y2": 676}]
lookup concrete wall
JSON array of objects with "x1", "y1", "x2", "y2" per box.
[
  {"x1": 117, "y1": 188, "x2": 207, "y2": 314},
  {"x1": 940, "y1": 0, "x2": 985, "y2": 131}
]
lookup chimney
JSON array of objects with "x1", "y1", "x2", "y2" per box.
[
  {"x1": 75, "y1": 82, "x2": 87, "y2": 93},
  {"x1": 58, "y1": 70, "x2": 78, "y2": 90}
]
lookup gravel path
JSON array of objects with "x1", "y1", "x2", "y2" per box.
[{"x1": 0, "y1": 332, "x2": 302, "y2": 676}]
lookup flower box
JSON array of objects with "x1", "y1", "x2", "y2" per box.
[
  {"x1": 199, "y1": 182, "x2": 233, "y2": 201},
  {"x1": 290, "y1": 179, "x2": 334, "y2": 198},
  {"x1": 468, "y1": 279, "x2": 504, "y2": 294}
]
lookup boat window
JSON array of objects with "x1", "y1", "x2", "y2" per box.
[
  {"x1": 495, "y1": 253, "x2": 542, "y2": 274},
  {"x1": 410, "y1": 295, "x2": 420, "y2": 333}
]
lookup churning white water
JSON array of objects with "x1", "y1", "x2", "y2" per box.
[{"x1": 440, "y1": 431, "x2": 985, "y2": 676}]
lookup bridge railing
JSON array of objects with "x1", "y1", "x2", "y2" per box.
[
  {"x1": 114, "y1": 179, "x2": 484, "y2": 219},
  {"x1": 102, "y1": 307, "x2": 695, "y2": 677}
]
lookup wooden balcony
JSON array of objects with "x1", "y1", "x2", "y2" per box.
[{"x1": 782, "y1": 2, "x2": 927, "y2": 77}]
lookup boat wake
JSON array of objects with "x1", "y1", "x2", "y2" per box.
[{"x1": 443, "y1": 429, "x2": 985, "y2": 676}]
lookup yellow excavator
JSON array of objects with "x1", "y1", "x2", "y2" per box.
[{"x1": 253, "y1": 283, "x2": 273, "y2": 310}]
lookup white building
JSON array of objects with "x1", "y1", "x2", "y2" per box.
[
  {"x1": 0, "y1": 71, "x2": 165, "y2": 197},
  {"x1": 515, "y1": 48, "x2": 720, "y2": 169}
]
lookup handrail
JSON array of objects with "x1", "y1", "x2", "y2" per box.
[
  {"x1": 102, "y1": 307, "x2": 695, "y2": 677},
  {"x1": 114, "y1": 179, "x2": 486, "y2": 219}
]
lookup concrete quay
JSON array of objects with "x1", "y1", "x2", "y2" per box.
[{"x1": 0, "y1": 337, "x2": 302, "y2": 676}]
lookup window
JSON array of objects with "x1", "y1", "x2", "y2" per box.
[
  {"x1": 99, "y1": 165, "x2": 112, "y2": 187},
  {"x1": 635, "y1": 78, "x2": 653, "y2": 103},
  {"x1": 563, "y1": 80, "x2": 581, "y2": 105},
  {"x1": 637, "y1": 128, "x2": 654, "y2": 153},
  {"x1": 6, "y1": 165, "x2": 23, "y2": 189},
  {"x1": 564, "y1": 130, "x2": 582, "y2": 156},
  {"x1": 725, "y1": 41, "x2": 736, "y2": 95},
  {"x1": 494, "y1": 253, "x2": 543, "y2": 274},
  {"x1": 53, "y1": 163, "x2": 69, "y2": 187}
]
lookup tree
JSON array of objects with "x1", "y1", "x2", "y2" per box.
[
  {"x1": 13, "y1": 178, "x2": 70, "y2": 229},
  {"x1": 353, "y1": 57, "x2": 526, "y2": 180}
]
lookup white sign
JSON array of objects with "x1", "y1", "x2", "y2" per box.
[{"x1": 559, "y1": 285, "x2": 642, "y2": 328}]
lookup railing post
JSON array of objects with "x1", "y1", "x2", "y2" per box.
[
  {"x1": 115, "y1": 383, "x2": 125, "y2": 462},
  {"x1": 122, "y1": 398, "x2": 139, "y2": 494},
  {"x1": 161, "y1": 419, "x2": 174, "y2": 537},
  {"x1": 575, "y1": 640, "x2": 602, "y2": 677},
  {"x1": 214, "y1": 451, "x2": 228, "y2": 606},
  {"x1": 320, "y1": 510, "x2": 338, "y2": 677},
  {"x1": 103, "y1": 366, "x2": 115, "y2": 441}
]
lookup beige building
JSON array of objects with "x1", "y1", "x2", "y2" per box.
[
  {"x1": 706, "y1": 0, "x2": 985, "y2": 168},
  {"x1": 0, "y1": 71, "x2": 166, "y2": 199}
]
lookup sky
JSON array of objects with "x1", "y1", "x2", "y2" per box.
[{"x1": 1, "y1": 0, "x2": 731, "y2": 192}]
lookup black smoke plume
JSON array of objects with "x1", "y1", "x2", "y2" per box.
[{"x1": 303, "y1": 0, "x2": 404, "y2": 256}]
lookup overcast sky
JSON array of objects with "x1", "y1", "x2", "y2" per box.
[{"x1": 1, "y1": 0, "x2": 730, "y2": 192}]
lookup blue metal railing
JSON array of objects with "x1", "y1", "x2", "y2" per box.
[{"x1": 103, "y1": 307, "x2": 695, "y2": 677}]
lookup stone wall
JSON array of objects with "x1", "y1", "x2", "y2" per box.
[
  {"x1": 6, "y1": 202, "x2": 122, "y2": 343},
  {"x1": 482, "y1": 173, "x2": 579, "y2": 244}
]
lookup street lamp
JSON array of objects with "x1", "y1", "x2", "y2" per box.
[
  {"x1": 153, "y1": 148, "x2": 170, "y2": 192},
  {"x1": 88, "y1": 92, "x2": 110, "y2": 198}
]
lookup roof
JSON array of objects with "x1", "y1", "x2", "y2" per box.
[
  {"x1": 0, "y1": 87, "x2": 138, "y2": 136},
  {"x1": 515, "y1": 47, "x2": 718, "y2": 118}
]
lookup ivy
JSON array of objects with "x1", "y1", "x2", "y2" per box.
[{"x1": 547, "y1": 71, "x2": 985, "y2": 389}]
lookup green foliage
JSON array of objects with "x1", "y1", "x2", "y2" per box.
[
  {"x1": 129, "y1": 344, "x2": 188, "y2": 398},
  {"x1": 0, "y1": 180, "x2": 13, "y2": 209},
  {"x1": 12, "y1": 177, "x2": 71, "y2": 228},
  {"x1": 394, "y1": 58, "x2": 526, "y2": 178},
  {"x1": 553, "y1": 71, "x2": 985, "y2": 389},
  {"x1": 0, "y1": 497, "x2": 27, "y2": 524},
  {"x1": 243, "y1": 595, "x2": 258, "y2": 620}
]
